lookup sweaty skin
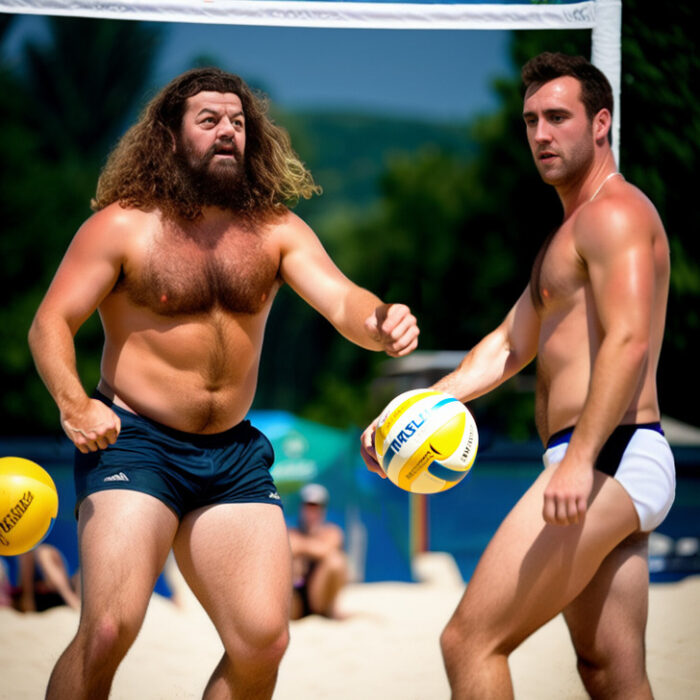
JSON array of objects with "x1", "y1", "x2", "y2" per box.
[
  {"x1": 363, "y1": 76, "x2": 669, "y2": 527},
  {"x1": 29, "y1": 84, "x2": 420, "y2": 700},
  {"x1": 359, "y1": 70, "x2": 671, "y2": 700},
  {"x1": 532, "y1": 174, "x2": 669, "y2": 442},
  {"x1": 29, "y1": 92, "x2": 419, "y2": 450}
]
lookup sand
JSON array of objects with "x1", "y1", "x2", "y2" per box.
[{"x1": 1, "y1": 554, "x2": 698, "y2": 699}]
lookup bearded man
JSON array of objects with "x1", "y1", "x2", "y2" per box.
[{"x1": 29, "y1": 67, "x2": 419, "y2": 700}]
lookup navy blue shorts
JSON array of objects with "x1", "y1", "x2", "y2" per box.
[{"x1": 74, "y1": 393, "x2": 281, "y2": 519}]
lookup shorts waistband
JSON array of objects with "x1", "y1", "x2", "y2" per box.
[
  {"x1": 93, "y1": 389, "x2": 251, "y2": 447},
  {"x1": 546, "y1": 422, "x2": 664, "y2": 449}
]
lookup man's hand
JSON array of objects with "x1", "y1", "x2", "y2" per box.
[
  {"x1": 542, "y1": 457, "x2": 594, "y2": 526},
  {"x1": 360, "y1": 418, "x2": 386, "y2": 478},
  {"x1": 365, "y1": 303, "x2": 419, "y2": 357},
  {"x1": 61, "y1": 399, "x2": 121, "y2": 454}
]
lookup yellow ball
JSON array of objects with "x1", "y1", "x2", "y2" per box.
[
  {"x1": 0, "y1": 457, "x2": 59, "y2": 556},
  {"x1": 375, "y1": 390, "x2": 479, "y2": 494}
]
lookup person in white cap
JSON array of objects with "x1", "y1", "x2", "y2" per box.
[{"x1": 288, "y1": 483, "x2": 348, "y2": 619}]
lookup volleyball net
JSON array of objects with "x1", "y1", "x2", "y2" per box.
[{"x1": 0, "y1": 1, "x2": 622, "y2": 156}]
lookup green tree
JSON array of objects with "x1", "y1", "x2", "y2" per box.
[
  {"x1": 0, "y1": 16, "x2": 162, "y2": 434},
  {"x1": 22, "y1": 17, "x2": 161, "y2": 161},
  {"x1": 513, "y1": 3, "x2": 699, "y2": 424},
  {"x1": 315, "y1": 1, "x2": 698, "y2": 433},
  {"x1": 617, "y1": 5, "x2": 699, "y2": 424}
]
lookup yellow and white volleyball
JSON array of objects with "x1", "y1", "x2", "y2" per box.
[
  {"x1": 0, "y1": 456, "x2": 58, "y2": 556},
  {"x1": 375, "y1": 390, "x2": 478, "y2": 494}
]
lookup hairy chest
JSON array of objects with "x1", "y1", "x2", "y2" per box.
[{"x1": 120, "y1": 228, "x2": 281, "y2": 316}]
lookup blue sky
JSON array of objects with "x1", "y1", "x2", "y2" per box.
[
  {"x1": 158, "y1": 23, "x2": 513, "y2": 121},
  {"x1": 5, "y1": 14, "x2": 514, "y2": 122}
]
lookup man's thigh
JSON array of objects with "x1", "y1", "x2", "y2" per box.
[
  {"x1": 564, "y1": 532, "x2": 650, "y2": 666},
  {"x1": 448, "y1": 467, "x2": 640, "y2": 654},
  {"x1": 173, "y1": 503, "x2": 291, "y2": 646},
  {"x1": 77, "y1": 490, "x2": 180, "y2": 621}
]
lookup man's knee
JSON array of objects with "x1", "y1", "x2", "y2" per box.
[
  {"x1": 440, "y1": 615, "x2": 513, "y2": 697},
  {"x1": 440, "y1": 619, "x2": 460, "y2": 667},
  {"x1": 440, "y1": 616, "x2": 478, "y2": 669},
  {"x1": 257, "y1": 624, "x2": 290, "y2": 666},
  {"x1": 78, "y1": 612, "x2": 142, "y2": 669},
  {"x1": 229, "y1": 619, "x2": 290, "y2": 673},
  {"x1": 324, "y1": 550, "x2": 348, "y2": 579},
  {"x1": 440, "y1": 607, "x2": 516, "y2": 672},
  {"x1": 574, "y1": 643, "x2": 649, "y2": 698}
]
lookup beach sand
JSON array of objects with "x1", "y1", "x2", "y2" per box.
[{"x1": 1, "y1": 554, "x2": 698, "y2": 699}]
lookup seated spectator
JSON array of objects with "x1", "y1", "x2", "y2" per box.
[
  {"x1": 5, "y1": 544, "x2": 80, "y2": 612},
  {"x1": 0, "y1": 558, "x2": 11, "y2": 607},
  {"x1": 288, "y1": 483, "x2": 348, "y2": 619}
]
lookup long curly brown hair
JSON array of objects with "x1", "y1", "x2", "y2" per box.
[{"x1": 92, "y1": 67, "x2": 321, "y2": 220}]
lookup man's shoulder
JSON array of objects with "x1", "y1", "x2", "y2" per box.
[
  {"x1": 321, "y1": 522, "x2": 343, "y2": 537},
  {"x1": 78, "y1": 202, "x2": 161, "y2": 242},
  {"x1": 574, "y1": 181, "x2": 662, "y2": 248},
  {"x1": 264, "y1": 207, "x2": 306, "y2": 233},
  {"x1": 88, "y1": 201, "x2": 161, "y2": 227},
  {"x1": 263, "y1": 207, "x2": 320, "y2": 249}
]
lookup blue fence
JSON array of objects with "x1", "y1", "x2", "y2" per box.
[{"x1": 2, "y1": 434, "x2": 699, "y2": 588}]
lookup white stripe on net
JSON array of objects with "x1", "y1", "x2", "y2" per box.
[{"x1": 0, "y1": 0, "x2": 596, "y2": 30}]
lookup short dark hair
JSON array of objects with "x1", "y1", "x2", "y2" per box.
[{"x1": 521, "y1": 52, "x2": 613, "y2": 125}]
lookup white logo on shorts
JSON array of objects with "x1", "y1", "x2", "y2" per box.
[
  {"x1": 268, "y1": 491, "x2": 281, "y2": 500},
  {"x1": 104, "y1": 472, "x2": 130, "y2": 483}
]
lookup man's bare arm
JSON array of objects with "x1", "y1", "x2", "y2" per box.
[
  {"x1": 432, "y1": 287, "x2": 540, "y2": 402},
  {"x1": 28, "y1": 204, "x2": 128, "y2": 452},
  {"x1": 360, "y1": 287, "x2": 540, "y2": 476},
  {"x1": 289, "y1": 525, "x2": 344, "y2": 560},
  {"x1": 278, "y1": 213, "x2": 419, "y2": 357},
  {"x1": 542, "y1": 195, "x2": 658, "y2": 525}
]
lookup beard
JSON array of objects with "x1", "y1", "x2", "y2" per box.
[{"x1": 173, "y1": 136, "x2": 254, "y2": 212}]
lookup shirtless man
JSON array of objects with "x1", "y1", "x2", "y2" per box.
[
  {"x1": 361, "y1": 52, "x2": 675, "y2": 698},
  {"x1": 288, "y1": 483, "x2": 348, "y2": 619},
  {"x1": 29, "y1": 67, "x2": 419, "y2": 700}
]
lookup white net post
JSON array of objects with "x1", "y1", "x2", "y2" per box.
[{"x1": 591, "y1": 0, "x2": 622, "y2": 165}]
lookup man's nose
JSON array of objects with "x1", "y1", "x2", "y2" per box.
[
  {"x1": 534, "y1": 121, "x2": 551, "y2": 143},
  {"x1": 217, "y1": 117, "x2": 236, "y2": 136}
]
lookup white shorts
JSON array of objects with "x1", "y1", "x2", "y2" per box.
[{"x1": 543, "y1": 423, "x2": 676, "y2": 532}]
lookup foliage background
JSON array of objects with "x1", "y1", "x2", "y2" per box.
[{"x1": 0, "y1": 2, "x2": 697, "y2": 438}]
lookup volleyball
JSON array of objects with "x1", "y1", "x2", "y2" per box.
[
  {"x1": 374, "y1": 390, "x2": 478, "y2": 494},
  {"x1": 0, "y1": 457, "x2": 59, "y2": 557}
]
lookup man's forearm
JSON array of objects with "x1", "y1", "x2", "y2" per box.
[
  {"x1": 432, "y1": 326, "x2": 529, "y2": 403},
  {"x1": 334, "y1": 287, "x2": 387, "y2": 350},
  {"x1": 28, "y1": 314, "x2": 89, "y2": 414}
]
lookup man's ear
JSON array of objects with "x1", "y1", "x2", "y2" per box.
[{"x1": 594, "y1": 108, "x2": 611, "y2": 146}]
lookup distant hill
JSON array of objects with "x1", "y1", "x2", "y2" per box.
[
  {"x1": 253, "y1": 109, "x2": 477, "y2": 416},
  {"x1": 280, "y1": 110, "x2": 475, "y2": 221}
]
